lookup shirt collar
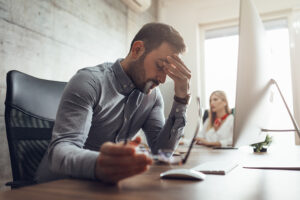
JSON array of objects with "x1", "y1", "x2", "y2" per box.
[{"x1": 111, "y1": 58, "x2": 136, "y2": 95}]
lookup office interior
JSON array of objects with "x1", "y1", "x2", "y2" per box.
[{"x1": 0, "y1": 0, "x2": 300, "y2": 192}]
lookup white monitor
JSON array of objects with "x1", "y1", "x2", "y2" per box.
[{"x1": 232, "y1": 0, "x2": 274, "y2": 147}]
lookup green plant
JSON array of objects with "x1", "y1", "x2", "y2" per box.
[{"x1": 250, "y1": 134, "x2": 273, "y2": 152}]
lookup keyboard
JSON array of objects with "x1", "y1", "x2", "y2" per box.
[{"x1": 192, "y1": 161, "x2": 239, "y2": 175}]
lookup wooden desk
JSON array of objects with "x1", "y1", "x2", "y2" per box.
[{"x1": 2, "y1": 146, "x2": 300, "y2": 200}]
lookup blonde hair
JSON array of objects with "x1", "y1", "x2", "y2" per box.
[{"x1": 206, "y1": 90, "x2": 231, "y2": 131}]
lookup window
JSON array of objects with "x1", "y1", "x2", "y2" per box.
[{"x1": 203, "y1": 19, "x2": 294, "y2": 145}]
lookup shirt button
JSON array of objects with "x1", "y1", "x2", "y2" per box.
[
  {"x1": 130, "y1": 84, "x2": 134, "y2": 87},
  {"x1": 172, "y1": 129, "x2": 176, "y2": 133},
  {"x1": 123, "y1": 84, "x2": 127, "y2": 88},
  {"x1": 176, "y1": 108, "x2": 179, "y2": 112}
]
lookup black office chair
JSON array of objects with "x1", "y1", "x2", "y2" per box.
[
  {"x1": 4, "y1": 70, "x2": 66, "y2": 188},
  {"x1": 202, "y1": 108, "x2": 235, "y2": 123}
]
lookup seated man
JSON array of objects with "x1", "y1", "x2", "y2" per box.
[{"x1": 36, "y1": 22, "x2": 191, "y2": 184}]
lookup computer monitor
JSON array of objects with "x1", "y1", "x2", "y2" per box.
[{"x1": 232, "y1": 0, "x2": 274, "y2": 147}]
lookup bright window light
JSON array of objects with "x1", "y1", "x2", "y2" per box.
[
  {"x1": 204, "y1": 34, "x2": 238, "y2": 109},
  {"x1": 203, "y1": 19, "x2": 294, "y2": 145}
]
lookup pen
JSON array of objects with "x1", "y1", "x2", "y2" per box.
[{"x1": 123, "y1": 117, "x2": 133, "y2": 146}]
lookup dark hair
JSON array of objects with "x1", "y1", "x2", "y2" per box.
[{"x1": 129, "y1": 22, "x2": 186, "y2": 54}]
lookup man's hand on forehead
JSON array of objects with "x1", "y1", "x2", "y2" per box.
[{"x1": 162, "y1": 54, "x2": 191, "y2": 98}]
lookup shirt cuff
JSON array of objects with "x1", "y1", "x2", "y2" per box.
[{"x1": 170, "y1": 101, "x2": 188, "y2": 118}]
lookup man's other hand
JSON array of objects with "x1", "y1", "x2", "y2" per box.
[{"x1": 95, "y1": 136, "x2": 152, "y2": 183}]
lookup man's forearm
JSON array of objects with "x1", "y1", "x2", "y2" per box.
[
  {"x1": 48, "y1": 142, "x2": 99, "y2": 179},
  {"x1": 150, "y1": 101, "x2": 187, "y2": 154}
]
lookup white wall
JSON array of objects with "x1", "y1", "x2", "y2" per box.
[{"x1": 158, "y1": 0, "x2": 300, "y2": 139}]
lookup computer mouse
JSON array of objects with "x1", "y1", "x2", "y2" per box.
[{"x1": 160, "y1": 169, "x2": 206, "y2": 181}]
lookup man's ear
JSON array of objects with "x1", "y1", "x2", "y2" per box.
[{"x1": 130, "y1": 41, "x2": 145, "y2": 59}]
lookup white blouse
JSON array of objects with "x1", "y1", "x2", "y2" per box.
[{"x1": 198, "y1": 114, "x2": 234, "y2": 147}]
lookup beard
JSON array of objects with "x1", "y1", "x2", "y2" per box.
[{"x1": 127, "y1": 54, "x2": 159, "y2": 94}]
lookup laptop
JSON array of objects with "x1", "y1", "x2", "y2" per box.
[{"x1": 155, "y1": 97, "x2": 201, "y2": 165}]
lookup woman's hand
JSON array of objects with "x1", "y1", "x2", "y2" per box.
[
  {"x1": 195, "y1": 137, "x2": 221, "y2": 147},
  {"x1": 195, "y1": 137, "x2": 210, "y2": 146}
]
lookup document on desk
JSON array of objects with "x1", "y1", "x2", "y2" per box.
[
  {"x1": 192, "y1": 161, "x2": 239, "y2": 175},
  {"x1": 243, "y1": 161, "x2": 300, "y2": 170}
]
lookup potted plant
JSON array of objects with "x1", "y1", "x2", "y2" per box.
[{"x1": 251, "y1": 134, "x2": 273, "y2": 153}]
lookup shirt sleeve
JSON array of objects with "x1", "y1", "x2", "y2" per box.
[
  {"x1": 218, "y1": 115, "x2": 234, "y2": 147},
  {"x1": 47, "y1": 69, "x2": 100, "y2": 180},
  {"x1": 142, "y1": 89, "x2": 188, "y2": 154}
]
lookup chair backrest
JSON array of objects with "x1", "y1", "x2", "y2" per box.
[{"x1": 4, "y1": 70, "x2": 66, "y2": 185}]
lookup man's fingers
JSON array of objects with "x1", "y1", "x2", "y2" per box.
[
  {"x1": 96, "y1": 153, "x2": 152, "y2": 183},
  {"x1": 164, "y1": 63, "x2": 188, "y2": 80},
  {"x1": 170, "y1": 56, "x2": 191, "y2": 75},
  {"x1": 117, "y1": 136, "x2": 141, "y2": 146},
  {"x1": 98, "y1": 153, "x2": 152, "y2": 166},
  {"x1": 100, "y1": 142, "x2": 135, "y2": 156},
  {"x1": 129, "y1": 136, "x2": 141, "y2": 146},
  {"x1": 111, "y1": 165, "x2": 149, "y2": 181},
  {"x1": 171, "y1": 54, "x2": 191, "y2": 73},
  {"x1": 100, "y1": 161, "x2": 149, "y2": 175},
  {"x1": 166, "y1": 56, "x2": 191, "y2": 79},
  {"x1": 103, "y1": 165, "x2": 149, "y2": 183},
  {"x1": 164, "y1": 67, "x2": 180, "y2": 81}
]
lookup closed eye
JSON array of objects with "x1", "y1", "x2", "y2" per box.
[{"x1": 156, "y1": 63, "x2": 164, "y2": 71}]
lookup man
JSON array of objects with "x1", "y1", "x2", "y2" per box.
[{"x1": 36, "y1": 22, "x2": 191, "y2": 183}]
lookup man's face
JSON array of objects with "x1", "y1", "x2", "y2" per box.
[{"x1": 128, "y1": 42, "x2": 177, "y2": 94}]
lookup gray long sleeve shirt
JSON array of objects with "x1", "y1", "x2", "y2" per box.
[{"x1": 36, "y1": 59, "x2": 188, "y2": 182}]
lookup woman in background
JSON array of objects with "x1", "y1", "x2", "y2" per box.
[{"x1": 195, "y1": 90, "x2": 234, "y2": 147}]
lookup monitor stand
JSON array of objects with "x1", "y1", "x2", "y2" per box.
[{"x1": 261, "y1": 79, "x2": 300, "y2": 138}]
